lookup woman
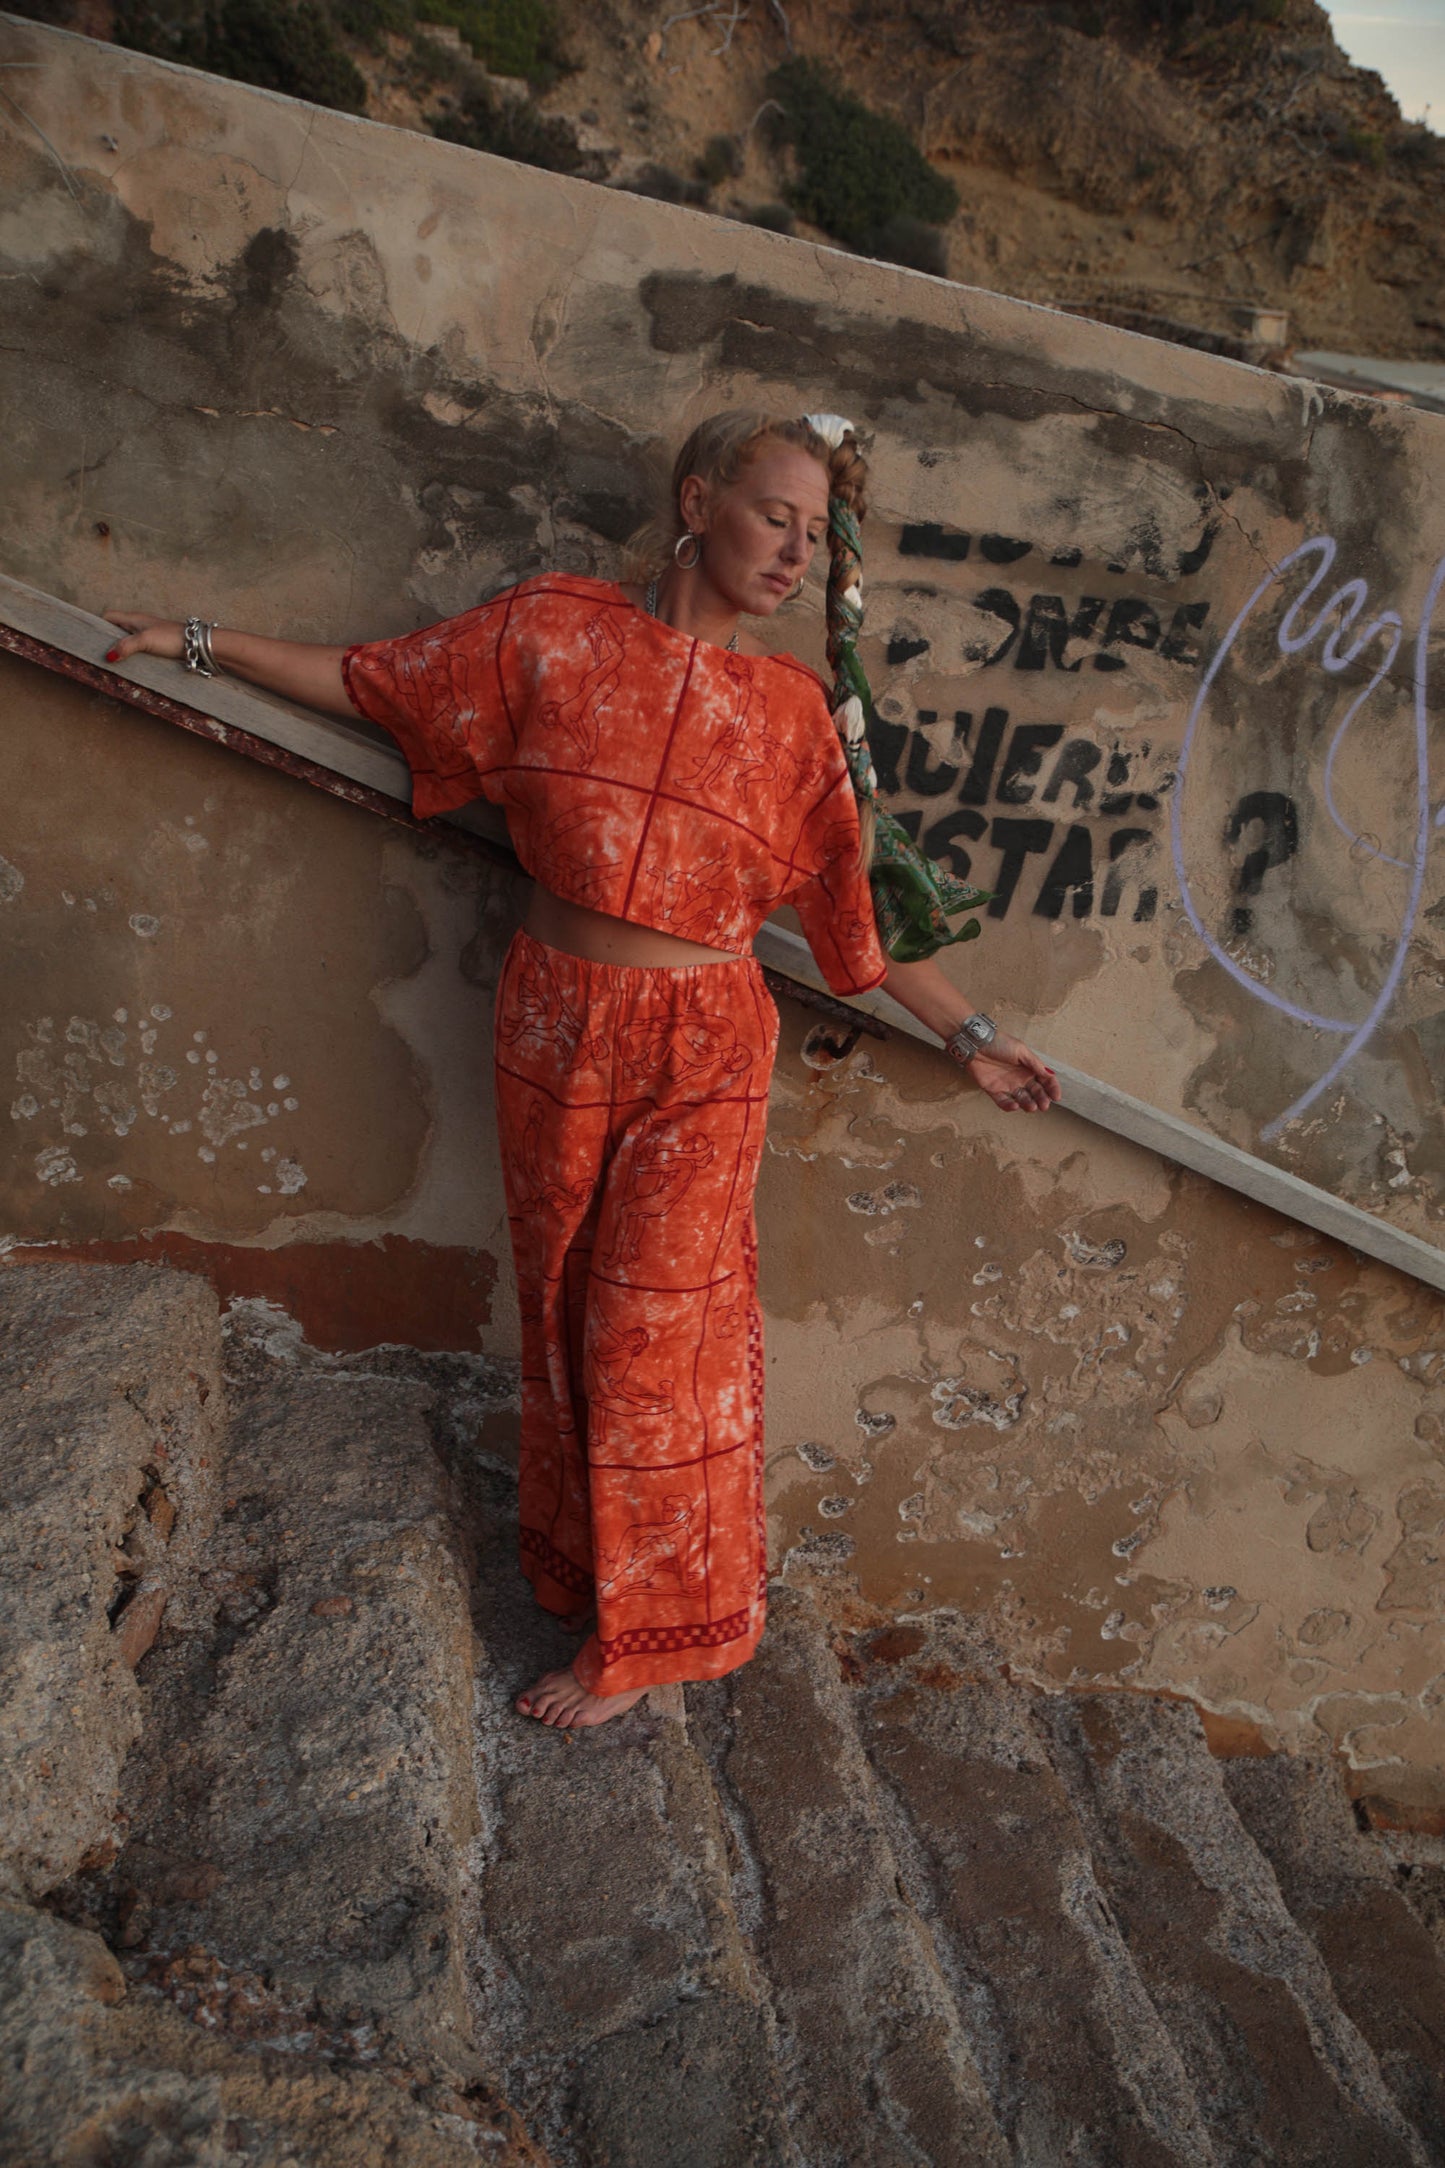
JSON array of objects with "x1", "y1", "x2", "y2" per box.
[{"x1": 104, "y1": 410, "x2": 1060, "y2": 1731}]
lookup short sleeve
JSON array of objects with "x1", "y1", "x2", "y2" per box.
[
  {"x1": 341, "y1": 592, "x2": 518, "y2": 820},
  {"x1": 788, "y1": 757, "x2": 889, "y2": 997}
]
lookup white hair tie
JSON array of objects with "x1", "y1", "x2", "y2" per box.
[{"x1": 803, "y1": 411, "x2": 856, "y2": 451}]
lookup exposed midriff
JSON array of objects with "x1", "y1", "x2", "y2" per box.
[{"x1": 524, "y1": 886, "x2": 743, "y2": 966}]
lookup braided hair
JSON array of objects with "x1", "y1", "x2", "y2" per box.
[{"x1": 803, "y1": 412, "x2": 876, "y2": 868}]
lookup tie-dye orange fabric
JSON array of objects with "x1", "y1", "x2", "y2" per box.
[
  {"x1": 496, "y1": 929, "x2": 779, "y2": 1694},
  {"x1": 342, "y1": 574, "x2": 887, "y2": 996}
]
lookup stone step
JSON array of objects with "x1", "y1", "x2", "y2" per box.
[
  {"x1": 0, "y1": 1894, "x2": 544, "y2": 2166},
  {"x1": 459, "y1": 1458, "x2": 793, "y2": 2168},
  {"x1": 52, "y1": 1316, "x2": 521, "y2": 2131},
  {"x1": 0, "y1": 1262, "x2": 223, "y2": 1903},
  {"x1": 850, "y1": 1617, "x2": 1214, "y2": 2166},
  {"x1": 1041, "y1": 1691, "x2": 1431, "y2": 2167},
  {"x1": 687, "y1": 1584, "x2": 1008, "y2": 2168},
  {"x1": 1222, "y1": 1748, "x2": 1445, "y2": 2154}
]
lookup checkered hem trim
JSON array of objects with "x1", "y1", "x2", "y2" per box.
[
  {"x1": 743, "y1": 1226, "x2": 769, "y2": 1606},
  {"x1": 598, "y1": 1606, "x2": 754, "y2": 1663},
  {"x1": 520, "y1": 1524, "x2": 594, "y2": 1596}
]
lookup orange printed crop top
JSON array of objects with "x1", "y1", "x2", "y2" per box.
[{"x1": 342, "y1": 575, "x2": 888, "y2": 997}]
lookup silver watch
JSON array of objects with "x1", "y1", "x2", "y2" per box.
[{"x1": 945, "y1": 1013, "x2": 997, "y2": 1067}]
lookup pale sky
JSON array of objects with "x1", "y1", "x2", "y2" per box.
[{"x1": 1318, "y1": 0, "x2": 1445, "y2": 129}]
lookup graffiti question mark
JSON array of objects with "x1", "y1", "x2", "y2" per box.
[{"x1": 1224, "y1": 790, "x2": 1299, "y2": 940}]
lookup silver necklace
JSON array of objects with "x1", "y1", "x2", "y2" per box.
[{"x1": 646, "y1": 577, "x2": 739, "y2": 653}]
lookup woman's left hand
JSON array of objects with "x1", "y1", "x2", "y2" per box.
[{"x1": 964, "y1": 1032, "x2": 1060, "y2": 1113}]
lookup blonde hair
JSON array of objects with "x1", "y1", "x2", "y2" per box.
[{"x1": 627, "y1": 408, "x2": 875, "y2": 864}]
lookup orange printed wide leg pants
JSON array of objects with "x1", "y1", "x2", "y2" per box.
[{"x1": 493, "y1": 929, "x2": 781, "y2": 1695}]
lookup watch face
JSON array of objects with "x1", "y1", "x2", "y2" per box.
[{"x1": 968, "y1": 1015, "x2": 996, "y2": 1047}]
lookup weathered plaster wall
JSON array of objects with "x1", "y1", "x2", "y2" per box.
[
  {"x1": 761, "y1": 1010, "x2": 1445, "y2": 1823},
  {"x1": 3, "y1": 654, "x2": 522, "y2": 1350},
  {"x1": 4, "y1": 19, "x2": 1445, "y2": 1814}
]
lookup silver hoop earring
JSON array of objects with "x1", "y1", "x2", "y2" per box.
[
  {"x1": 790, "y1": 577, "x2": 805, "y2": 601},
  {"x1": 673, "y1": 531, "x2": 702, "y2": 570}
]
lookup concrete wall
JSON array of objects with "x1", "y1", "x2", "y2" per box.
[
  {"x1": 3, "y1": 652, "x2": 518, "y2": 1349},
  {"x1": 4, "y1": 17, "x2": 1445, "y2": 1819}
]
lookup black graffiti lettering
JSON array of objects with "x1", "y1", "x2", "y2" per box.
[
  {"x1": 869, "y1": 709, "x2": 910, "y2": 796},
  {"x1": 1161, "y1": 600, "x2": 1211, "y2": 664},
  {"x1": 988, "y1": 819, "x2": 1054, "y2": 916},
  {"x1": 1093, "y1": 598, "x2": 1161, "y2": 671},
  {"x1": 1034, "y1": 825, "x2": 1094, "y2": 919},
  {"x1": 1049, "y1": 545, "x2": 1083, "y2": 568},
  {"x1": 900, "y1": 523, "x2": 970, "y2": 561},
  {"x1": 905, "y1": 712, "x2": 965, "y2": 796},
  {"x1": 887, "y1": 633, "x2": 931, "y2": 664},
  {"x1": 1101, "y1": 828, "x2": 1158, "y2": 922},
  {"x1": 1098, "y1": 746, "x2": 1137, "y2": 815},
  {"x1": 966, "y1": 590, "x2": 1020, "y2": 666},
  {"x1": 921, "y1": 807, "x2": 987, "y2": 882},
  {"x1": 997, "y1": 724, "x2": 1065, "y2": 805},
  {"x1": 1176, "y1": 519, "x2": 1219, "y2": 579},
  {"x1": 1015, "y1": 593, "x2": 1107, "y2": 672},
  {"x1": 1225, "y1": 789, "x2": 1298, "y2": 937},
  {"x1": 894, "y1": 807, "x2": 924, "y2": 843},
  {"x1": 958, "y1": 706, "x2": 1010, "y2": 805},
  {"x1": 979, "y1": 534, "x2": 1033, "y2": 565},
  {"x1": 1041, "y1": 737, "x2": 1102, "y2": 809}
]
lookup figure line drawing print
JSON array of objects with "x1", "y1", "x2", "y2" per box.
[
  {"x1": 1169, "y1": 534, "x2": 1445, "y2": 1143},
  {"x1": 674, "y1": 653, "x2": 810, "y2": 806},
  {"x1": 598, "y1": 1495, "x2": 705, "y2": 1600},
  {"x1": 605, "y1": 1117, "x2": 716, "y2": 1273},
  {"x1": 538, "y1": 609, "x2": 625, "y2": 762}
]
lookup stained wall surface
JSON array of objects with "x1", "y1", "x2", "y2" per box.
[{"x1": 4, "y1": 18, "x2": 1445, "y2": 1817}]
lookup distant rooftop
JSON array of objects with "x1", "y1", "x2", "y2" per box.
[{"x1": 1292, "y1": 350, "x2": 1445, "y2": 415}]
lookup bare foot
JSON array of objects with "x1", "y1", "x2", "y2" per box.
[{"x1": 515, "y1": 1663, "x2": 647, "y2": 1728}]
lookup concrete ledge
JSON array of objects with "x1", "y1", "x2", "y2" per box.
[{"x1": 6, "y1": 570, "x2": 1444, "y2": 1297}]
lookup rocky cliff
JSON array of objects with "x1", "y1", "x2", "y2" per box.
[{"x1": 19, "y1": 0, "x2": 1443, "y2": 361}]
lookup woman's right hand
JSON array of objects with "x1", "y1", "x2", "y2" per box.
[{"x1": 103, "y1": 610, "x2": 185, "y2": 664}]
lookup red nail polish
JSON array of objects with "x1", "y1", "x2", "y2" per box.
[{"x1": 105, "y1": 649, "x2": 120, "y2": 662}]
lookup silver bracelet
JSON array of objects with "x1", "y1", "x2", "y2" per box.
[
  {"x1": 945, "y1": 1012, "x2": 997, "y2": 1066},
  {"x1": 183, "y1": 617, "x2": 218, "y2": 677}
]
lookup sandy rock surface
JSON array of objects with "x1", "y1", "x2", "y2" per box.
[{"x1": 0, "y1": 1263, "x2": 222, "y2": 1902}]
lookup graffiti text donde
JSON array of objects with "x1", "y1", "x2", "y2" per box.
[{"x1": 874, "y1": 518, "x2": 1254, "y2": 926}]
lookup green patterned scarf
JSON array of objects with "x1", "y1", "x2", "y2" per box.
[{"x1": 815, "y1": 476, "x2": 991, "y2": 964}]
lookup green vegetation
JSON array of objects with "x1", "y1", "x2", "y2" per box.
[
  {"x1": 328, "y1": 0, "x2": 410, "y2": 48},
  {"x1": 433, "y1": 79, "x2": 588, "y2": 171},
  {"x1": 1339, "y1": 124, "x2": 1387, "y2": 169},
  {"x1": 111, "y1": 0, "x2": 566, "y2": 114},
  {"x1": 746, "y1": 202, "x2": 796, "y2": 235},
  {"x1": 1110, "y1": 0, "x2": 1285, "y2": 36},
  {"x1": 623, "y1": 164, "x2": 710, "y2": 206},
  {"x1": 695, "y1": 133, "x2": 744, "y2": 190},
  {"x1": 208, "y1": 0, "x2": 367, "y2": 106},
  {"x1": 868, "y1": 214, "x2": 949, "y2": 278},
  {"x1": 114, "y1": 0, "x2": 366, "y2": 109},
  {"x1": 411, "y1": 0, "x2": 568, "y2": 88},
  {"x1": 764, "y1": 57, "x2": 958, "y2": 253}
]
